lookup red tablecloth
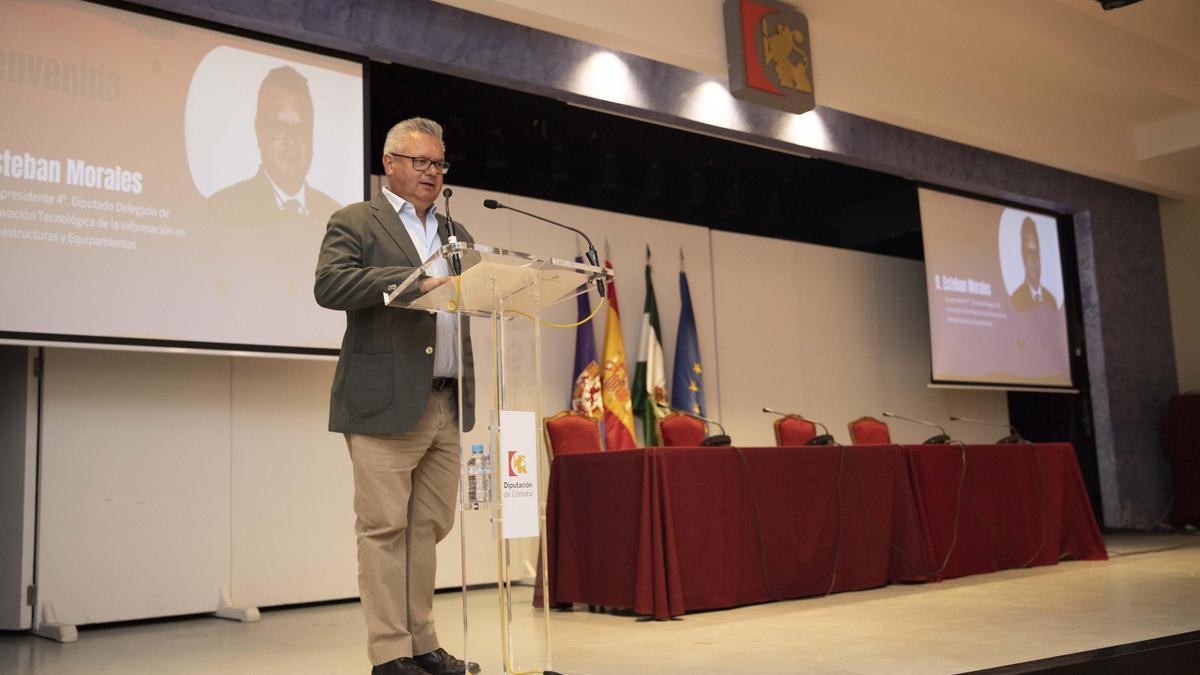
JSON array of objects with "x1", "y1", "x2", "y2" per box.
[
  {"x1": 547, "y1": 443, "x2": 1106, "y2": 619},
  {"x1": 902, "y1": 443, "x2": 1108, "y2": 580},
  {"x1": 547, "y1": 445, "x2": 930, "y2": 620},
  {"x1": 1165, "y1": 393, "x2": 1200, "y2": 527}
]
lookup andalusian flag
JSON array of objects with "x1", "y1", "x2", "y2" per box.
[
  {"x1": 601, "y1": 261, "x2": 637, "y2": 450},
  {"x1": 632, "y1": 247, "x2": 668, "y2": 446},
  {"x1": 569, "y1": 269, "x2": 603, "y2": 424},
  {"x1": 672, "y1": 256, "x2": 706, "y2": 418}
]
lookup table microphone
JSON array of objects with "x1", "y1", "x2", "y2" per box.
[
  {"x1": 761, "y1": 407, "x2": 835, "y2": 445},
  {"x1": 882, "y1": 411, "x2": 951, "y2": 444},
  {"x1": 442, "y1": 188, "x2": 462, "y2": 276},
  {"x1": 949, "y1": 415, "x2": 1025, "y2": 444},
  {"x1": 670, "y1": 407, "x2": 732, "y2": 446},
  {"x1": 482, "y1": 198, "x2": 605, "y2": 298}
]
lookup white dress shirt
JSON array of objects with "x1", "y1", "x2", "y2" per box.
[
  {"x1": 381, "y1": 186, "x2": 458, "y2": 378},
  {"x1": 264, "y1": 169, "x2": 308, "y2": 214}
]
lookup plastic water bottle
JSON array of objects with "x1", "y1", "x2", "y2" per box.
[{"x1": 467, "y1": 443, "x2": 494, "y2": 508}]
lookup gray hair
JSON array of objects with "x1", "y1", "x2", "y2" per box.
[{"x1": 383, "y1": 117, "x2": 444, "y2": 155}]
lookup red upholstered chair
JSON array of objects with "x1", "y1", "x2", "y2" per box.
[
  {"x1": 847, "y1": 416, "x2": 891, "y2": 445},
  {"x1": 657, "y1": 411, "x2": 707, "y2": 447},
  {"x1": 537, "y1": 411, "x2": 601, "y2": 611},
  {"x1": 543, "y1": 411, "x2": 603, "y2": 458},
  {"x1": 774, "y1": 415, "x2": 819, "y2": 446}
]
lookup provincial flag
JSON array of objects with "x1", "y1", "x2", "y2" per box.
[
  {"x1": 601, "y1": 260, "x2": 637, "y2": 450},
  {"x1": 569, "y1": 268, "x2": 603, "y2": 424},
  {"x1": 632, "y1": 247, "x2": 668, "y2": 446},
  {"x1": 672, "y1": 260, "x2": 706, "y2": 419}
]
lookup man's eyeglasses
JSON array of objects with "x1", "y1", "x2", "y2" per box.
[{"x1": 388, "y1": 152, "x2": 450, "y2": 174}]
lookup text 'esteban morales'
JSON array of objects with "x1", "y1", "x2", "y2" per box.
[
  {"x1": 1, "y1": 148, "x2": 143, "y2": 194},
  {"x1": 933, "y1": 274, "x2": 992, "y2": 297}
]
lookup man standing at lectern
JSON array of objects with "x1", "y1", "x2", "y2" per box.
[{"x1": 315, "y1": 117, "x2": 474, "y2": 675}]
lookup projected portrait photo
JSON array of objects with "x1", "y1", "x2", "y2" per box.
[
  {"x1": 206, "y1": 66, "x2": 338, "y2": 227},
  {"x1": 185, "y1": 47, "x2": 362, "y2": 229},
  {"x1": 998, "y1": 211, "x2": 1064, "y2": 312}
]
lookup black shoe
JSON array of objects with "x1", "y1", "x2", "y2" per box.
[
  {"x1": 414, "y1": 647, "x2": 479, "y2": 674},
  {"x1": 372, "y1": 656, "x2": 429, "y2": 675}
]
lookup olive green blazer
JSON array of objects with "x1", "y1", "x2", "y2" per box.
[{"x1": 315, "y1": 191, "x2": 475, "y2": 434}]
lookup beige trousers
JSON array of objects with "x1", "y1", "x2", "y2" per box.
[{"x1": 345, "y1": 388, "x2": 461, "y2": 666}]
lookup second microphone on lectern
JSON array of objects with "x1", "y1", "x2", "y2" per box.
[{"x1": 482, "y1": 198, "x2": 606, "y2": 298}]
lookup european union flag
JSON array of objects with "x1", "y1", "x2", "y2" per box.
[{"x1": 672, "y1": 268, "x2": 705, "y2": 417}]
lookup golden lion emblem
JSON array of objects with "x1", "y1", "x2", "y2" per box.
[{"x1": 761, "y1": 21, "x2": 812, "y2": 93}]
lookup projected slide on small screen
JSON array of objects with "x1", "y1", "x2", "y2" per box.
[
  {"x1": 919, "y1": 188, "x2": 1072, "y2": 389},
  {"x1": 0, "y1": 0, "x2": 363, "y2": 350}
]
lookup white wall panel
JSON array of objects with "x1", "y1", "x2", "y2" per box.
[
  {"x1": 229, "y1": 357, "x2": 356, "y2": 607},
  {"x1": 711, "y1": 230, "x2": 806, "y2": 447},
  {"x1": 37, "y1": 348, "x2": 232, "y2": 625},
  {"x1": 872, "y1": 254, "x2": 951, "y2": 443},
  {"x1": 794, "y1": 243, "x2": 887, "y2": 442}
]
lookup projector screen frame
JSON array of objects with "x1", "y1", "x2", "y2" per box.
[
  {"x1": 0, "y1": 0, "x2": 372, "y2": 357},
  {"x1": 916, "y1": 184, "x2": 1086, "y2": 394}
]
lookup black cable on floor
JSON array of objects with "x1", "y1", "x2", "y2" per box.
[
  {"x1": 1016, "y1": 441, "x2": 1049, "y2": 569},
  {"x1": 823, "y1": 442, "x2": 848, "y2": 597},
  {"x1": 732, "y1": 445, "x2": 781, "y2": 602},
  {"x1": 731, "y1": 444, "x2": 849, "y2": 603},
  {"x1": 847, "y1": 442, "x2": 968, "y2": 579}
]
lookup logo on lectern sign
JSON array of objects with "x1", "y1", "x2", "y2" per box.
[
  {"x1": 507, "y1": 450, "x2": 529, "y2": 477},
  {"x1": 723, "y1": 0, "x2": 815, "y2": 115}
]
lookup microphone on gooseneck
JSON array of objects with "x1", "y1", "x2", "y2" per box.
[
  {"x1": 483, "y1": 198, "x2": 606, "y2": 298},
  {"x1": 949, "y1": 415, "x2": 1025, "y2": 444},
  {"x1": 761, "y1": 407, "x2": 835, "y2": 445},
  {"x1": 882, "y1": 411, "x2": 951, "y2": 444},
  {"x1": 671, "y1": 407, "x2": 732, "y2": 446},
  {"x1": 442, "y1": 188, "x2": 461, "y2": 276}
]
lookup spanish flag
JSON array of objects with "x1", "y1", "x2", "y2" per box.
[{"x1": 601, "y1": 261, "x2": 637, "y2": 450}]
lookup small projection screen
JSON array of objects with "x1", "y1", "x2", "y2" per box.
[
  {"x1": 0, "y1": 0, "x2": 365, "y2": 352},
  {"x1": 919, "y1": 188, "x2": 1073, "y2": 389}
]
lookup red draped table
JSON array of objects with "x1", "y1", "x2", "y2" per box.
[
  {"x1": 902, "y1": 443, "x2": 1107, "y2": 580},
  {"x1": 546, "y1": 445, "x2": 931, "y2": 620},
  {"x1": 545, "y1": 443, "x2": 1106, "y2": 619},
  {"x1": 1164, "y1": 393, "x2": 1200, "y2": 527}
]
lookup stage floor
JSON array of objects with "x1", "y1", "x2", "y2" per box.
[{"x1": 2, "y1": 531, "x2": 1198, "y2": 674}]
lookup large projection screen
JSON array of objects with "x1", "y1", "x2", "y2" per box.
[
  {"x1": 0, "y1": 0, "x2": 364, "y2": 352},
  {"x1": 919, "y1": 188, "x2": 1073, "y2": 389}
]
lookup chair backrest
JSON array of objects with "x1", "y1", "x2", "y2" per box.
[
  {"x1": 543, "y1": 411, "x2": 603, "y2": 458},
  {"x1": 657, "y1": 411, "x2": 707, "y2": 447},
  {"x1": 847, "y1": 416, "x2": 891, "y2": 445},
  {"x1": 775, "y1": 415, "x2": 818, "y2": 446}
]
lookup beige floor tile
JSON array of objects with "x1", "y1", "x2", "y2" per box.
[{"x1": 1, "y1": 532, "x2": 1198, "y2": 674}]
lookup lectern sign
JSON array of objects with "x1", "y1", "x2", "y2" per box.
[
  {"x1": 499, "y1": 410, "x2": 539, "y2": 539},
  {"x1": 723, "y1": 0, "x2": 815, "y2": 115}
]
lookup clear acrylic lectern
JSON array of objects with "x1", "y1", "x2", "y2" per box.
[{"x1": 384, "y1": 241, "x2": 611, "y2": 675}]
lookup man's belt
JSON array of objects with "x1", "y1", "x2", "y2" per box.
[{"x1": 432, "y1": 377, "x2": 456, "y2": 391}]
